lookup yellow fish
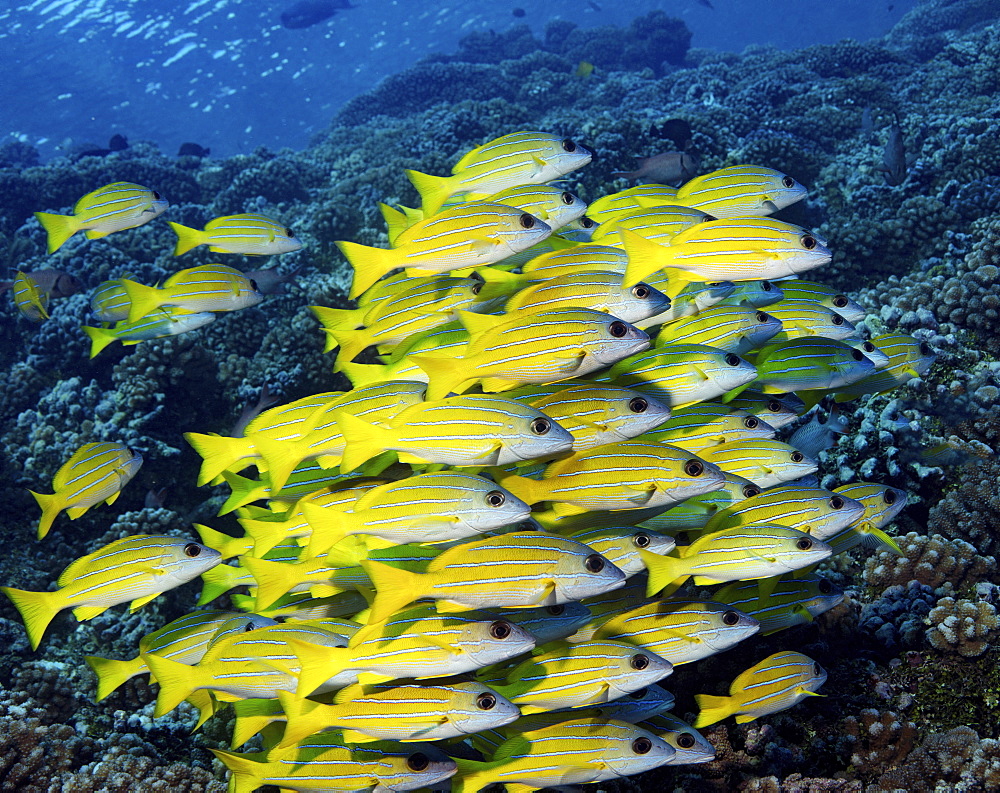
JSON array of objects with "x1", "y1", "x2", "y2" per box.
[
  {"x1": 121, "y1": 264, "x2": 264, "y2": 324},
  {"x1": 168, "y1": 213, "x2": 302, "y2": 256},
  {"x1": 12, "y1": 271, "x2": 49, "y2": 321},
  {"x1": 674, "y1": 165, "x2": 807, "y2": 218}
]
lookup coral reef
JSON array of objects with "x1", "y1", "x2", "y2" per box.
[{"x1": 925, "y1": 596, "x2": 1000, "y2": 657}]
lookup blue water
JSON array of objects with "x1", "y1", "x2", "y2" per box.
[{"x1": 1, "y1": 0, "x2": 914, "y2": 159}]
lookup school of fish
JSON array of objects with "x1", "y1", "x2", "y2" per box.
[{"x1": 5, "y1": 129, "x2": 935, "y2": 792}]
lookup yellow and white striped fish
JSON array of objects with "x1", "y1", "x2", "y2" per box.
[
  {"x1": 717, "y1": 279, "x2": 785, "y2": 308},
  {"x1": 824, "y1": 482, "x2": 908, "y2": 555},
  {"x1": 34, "y1": 181, "x2": 168, "y2": 253},
  {"x1": 696, "y1": 438, "x2": 817, "y2": 488},
  {"x1": 89, "y1": 279, "x2": 132, "y2": 322},
  {"x1": 641, "y1": 523, "x2": 832, "y2": 595},
  {"x1": 82, "y1": 307, "x2": 217, "y2": 358},
  {"x1": 481, "y1": 183, "x2": 589, "y2": 230},
  {"x1": 476, "y1": 602, "x2": 593, "y2": 645},
  {"x1": 643, "y1": 713, "x2": 716, "y2": 764},
  {"x1": 120, "y1": 264, "x2": 263, "y2": 324},
  {"x1": 674, "y1": 165, "x2": 808, "y2": 218},
  {"x1": 714, "y1": 574, "x2": 845, "y2": 636},
  {"x1": 639, "y1": 471, "x2": 762, "y2": 534},
  {"x1": 581, "y1": 598, "x2": 760, "y2": 665},
  {"x1": 558, "y1": 214, "x2": 599, "y2": 241},
  {"x1": 654, "y1": 305, "x2": 783, "y2": 354},
  {"x1": 479, "y1": 640, "x2": 673, "y2": 714},
  {"x1": 29, "y1": 441, "x2": 143, "y2": 539},
  {"x1": 407, "y1": 131, "x2": 592, "y2": 215},
  {"x1": 639, "y1": 402, "x2": 775, "y2": 453},
  {"x1": 731, "y1": 337, "x2": 876, "y2": 399},
  {"x1": 587, "y1": 183, "x2": 681, "y2": 222},
  {"x1": 764, "y1": 298, "x2": 857, "y2": 342},
  {"x1": 635, "y1": 280, "x2": 737, "y2": 328},
  {"x1": 694, "y1": 651, "x2": 826, "y2": 726},
  {"x1": 590, "y1": 205, "x2": 712, "y2": 247},
  {"x1": 12, "y1": 271, "x2": 49, "y2": 321},
  {"x1": 2, "y1": 535, "x2": 221, "y2": 650},
  {"x1": 362, "y1": 531, "x2": 626, "y2": 621},
  {"x1": 555, "y1": 525, "x2": 675, "y2": 577},
  {"x1": 502, "y1": 271, "x2": 670, "y2": 324},
  {"x1": 169, "y1": 213, "x2": 301, "y2": 256},
  {"x1": 832, "y1": 333, "x2": 936, "y2": 402},
  {"x1": 775, "y1": 279, "x2": 866, "y2": 323},
  {"x1": 719, "y1": 390, "x2": 804, "y2": 429}
]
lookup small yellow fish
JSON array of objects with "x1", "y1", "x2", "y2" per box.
[
  {"x1": 121, "y1": 264, "x2": 264, "y2": 324},
  {"x1": 89, "y1": 278, "x2": 131, "y2": 322},
  {"x1": 169, "y1": 213, "x2": 302, "y2": 256},
  {"x1": 2, "y1": 535, "x2": 221, "y2": 650},
  {"x1": 29, "y1": 441, "x2": 143, "y2": 539},
  {"x1": 674, "y1": 165, "x2": 807, "y2": 218},
  {"x1": 694, "y1": 651, "x2": 826, "y2": 726},
  {"x1": 82, "y1": 308, "x2": 217, "y2": 358},
  {"x1": 12, "y1": 271, "x2": 49, "y2": 321},
  {"x1": 34, "y1": 181, "x2": 169, "y2": 253}
]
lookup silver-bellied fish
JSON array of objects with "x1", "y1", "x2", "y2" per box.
[
  {"x1": 714, "y1": 574, "x2": 845, "y2": 635},
  {"x1": 639, "y1": 402, "x2": 775, "y2": 453},
  {"x1": 413, "y1": 308, "x2": 650, "y2": 400},
  {"x1": 654, "y1": 306, "x2": 783, "y2": 354},
  {"x1": 29, "y1": 441, "x2": 143, "y2": 539},
  {"x1": 635, "y1": 280, "x2": 737, "y2": 328},
  {"x1": 764, "y1": 299, "x2": 857, "y2": 342},
  {"x1": 832, "y1": 333, "x2": 936, "y2": 402},
  {"x1": 406, "y1": 131, "x2": 592, "y2": 215},
  {"x1": 718, "y1": 279, "x2": 785, "y2": 308},
  {"x1": 696, "y1": 439, "x2": 818, "y2": 488},
  {"x1": 643, "y1": 713, "x2": 716, "y2": 764},
  {"x1": 694, "y1": 651, "x2": 826, "y2": 726},
  {"x1": 639, "y1": 472, "x2": 762, "y2": 534},
  {"x1": 556, "y1": 525, "x2": 676, "y2": 577},
  {"x1": 777, "y1": 279, "x2": 866, "y2": 323},
  {"x1": 12, "y1": 271, "x2": 50, "y2": 321},
  {"x1": 2, "y1": 535, "x2": 220, "y2": 650},
  {"x1": 34, "y1": 181, "x2": 168, "y2": 253},
  {"x1": 787, "y1": 405, "x2": 851, "y2": 458},
  {"x1": 560, "y1": 215, "x2": 599, "y2": 241},
  {"x1": 721, "y1": 390, "x2": 804, "y2": 429},
  {"x1": 591, "y1": 205, "x2": 712, "y2": 247},
  {"x1": 121, "y1": 264, "x2": 264, "y2": 324},
  {"x1": 502, "y1": 271, "x2": 670, "y2": 324},
  {"x1": 588, "y1": 183, "x2": 680, "y2": 221},
  {"x1": 82, "y1": 308, "x2": 217, "y2": 358},
  {"x1": 169, "y1": 213, "x2": 302, "y2": 256},
  {"x1": 825, "y1": 482, "x2": 908, "y2": 555},
  {"x1": 361, "y1": 532, "x2": 625, "y2": 621},
  {"x1": 641, "y1": 523, "x2": 832, "y2": 595},
  {"x1": 674, "y1": 165, "x2": 808, "y2": 217}
]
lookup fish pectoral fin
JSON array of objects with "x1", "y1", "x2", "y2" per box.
[
  {"x1": 71, "y1": 605, "x2": 109, "y2": 621},
  {"x1": 761, "y1": 199, "x2": 779, "y2": 214},
  {"x1": 471, "y1": 237, "x2": 502, "y2": 256},
  {"x1": 128, "y1": 592, "x2": 161, "y2": 612},
  {"x1": 105, "y1": 490, "x2": 122, "y2": 507}
]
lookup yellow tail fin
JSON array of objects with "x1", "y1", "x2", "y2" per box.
[
  {"x1": 184, "y1": 432, "x2": 256, "y2": 487},
  {"x1": 29, "y1": 490, "x2": 64, "y2": 540},
  {"x1": 253, "y1": 436, "x2": 306, "y2": 494},
  {"x1": 409, "y1": 353, "x2": 473, "y2": 401},
  {"x1": 120, "y1": 278, "x2": 165, "y2": 323},
  {"x1": 168, "y1": 221, "x2": 205, "y2": 256},
  {"x1": 1, "y1": 586, "x2": 63, "y2": 650},
  {"x1": 197, "y1": 563, "x2": 246, "y2": 606},
  {"x1": 337, "y1": 361, "x2": 391, "y2": 388},
  {"x1": 239, "y1": 555, "x2": 296, "y2": 612},
  {"x1": 694, "y1": 692, "x2": 733, "y2": 728},
  {"x1": 144, "y1": 654, "x2": 200, "y2": 717},
  {"x1": 194, "y1": 523, "x2": 252, "y2": 560},
  {"x1": 336, "y1": 410, "x2": 393, "y2": 473},
  {"x1": 81, "y1": 325, "x2": 119, "y2": 358},
  {"x1": 337, "y1": 240, "x2": 400, "y2": 300},
  {"x1": 231, "y1": 696, "x2": 285, "y2": 748},
  {"x1": 639, "y1": 548, "x2": 690, "y2": 596},
  {"x1": 218, "y1": 470, "x2": 269, "y2": 515},
  {"x1": 85, "y1": 654, "x2": 145, "y2": 701},
  {"x1": 273, "y1": 689, "x2": 327, "y2": 749},
  {"x1": 360, "y1": 559, "x2": 425, "y2": 623},
  {"x1": 209, "y1": 749, "x2": 268, "y2": 793},
  {"x1": 34, "y1": 211, "x2": 79, "y2": 253},
  {"x1": 405, "y1": 169, "x2": 454, "y2": 216}
]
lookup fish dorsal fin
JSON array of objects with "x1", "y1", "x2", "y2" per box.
[
  {"x1": 457, "y1": 309, "x2": 506, "y2": 339},
  {"x1": 492, "y1": 732, "x2": 532, "y2": 761}
]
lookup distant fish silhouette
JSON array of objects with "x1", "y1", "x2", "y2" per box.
[
  {"x1": 76, "y1": 135, "x2": 130, "y2": 159},
  {"x1": 648, "y1": 118, "x2": 692, "y2": 150},
  {"x1": 587, "y1": 0, "x2": 602, "y2": 10},
  {"x1": 879, "y1": 113, "x2": 910, "y2": 186},
  {"x1": 698, "y1": 0, "x2": 715, "y2": 8},
  {"x1": 109, "y1": 134, "x2": 128, "y2": 151},
  {"x1": 178, "y1": 142, "x2": 211, "y2": 157},
  {"x1": 512, "y1": 7, "x2": 526, "y2": 17},
  {"x1": 281, "y1": 0, "x2": 354, "y2": 29},
  {"x1": 612, "y1": 152, "x2": 700, "y2": 186}
]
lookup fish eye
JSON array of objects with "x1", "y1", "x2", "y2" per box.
[
  {"x1": 406, "y1": 752, "x2": 429, "y2": 772},
  {"x1": 633, "y1": 532, "x2": 651, "y2": 548},
  {"x1": 761, "y1": 281, "x2": 773, "y2": 291},
  {"x1": 629, "y1": 687, "x2": 648, "y2": 699},
  {"x1": 920, "y1": 342, "x2": 932, "y2": 355},
  {"x1": 862, "y1": 341, "x2": 876, "y2": 352},
  {"x1": 546, "y1": 605, "x2": 565, "y2": 615},
  {"x1": 796, "y1": 537, "x2": 814, "y2": 551},
  {"x1": 152, "y1": 190, "x2": 162, "y2": 200},
  {"x1": 724, "y1": 354, "x2": 741, "y2": 366},
  {"x1": 833, "y1": 295, "x2": 849, "y2": 307},
  {"x1": 831, "y1": 313, "x2": 845, "y2": 326},
  {"x1": 677, "y1": 733, "x2": 696, "y2": 749},
  {"x1": 755, "y1": 311, "x2": 770, "y2": 323},
  {"x1": 830, "y1": 496, "x2": 846, "y2": 509},
  {"x1": 883, "y1": 489, "x2": 898, "y2": 505},
  {"x1": 519, "y1": 213, "x2": 536, "y2": 229},
  {"x1": 580, "y1": 216, "x2": 596, "y2": 229},
  {"x1": 250, "y1": 279, "x2": 260, "y2": 292},
  {"x1": 851, "y1": 349, "x2": 864, "y2": 361},
  {"x1": 244, "y1": 622, "x2": 256, "y2": 632},
  {"x1": 766, "y1": 400, "x2": 782, "y2": 412},
  {"x1": 722, "y1": 610, "x2": 741, "y2": 626},
  {"x1": 471, "y1": 282, "x2": 483, "y2": 295},
  {"x1": 476, "y1": 693, "x2": 497, "y2": 710},
  {"x1": 486, "y1": 490, "x2": 506, "y2": 507},
  {"x1": 791, "y1": 451, "x2": 805, "y2": 463},
  {"x1": 489, "y1": 620, "x2": 513, "y2": 639},
  {"x1": 632, "y1": 737, "x2": 653, "y2": 755},
  {"x1": 684, "y1": 460, "x2": 704, "y2": 477},
  {"x1": 561, "y1": 138, "x2": 577, "y2": 152},
  {"x1": 632, "y1": 284, "x2": 651, "y2": 299},
  {"x1": 609, "y1": 320, "x2": 629, "y2": 338},
  {"x1": 813, "y1": 662, "x2": 823, "y2": 676},
  {"x1": 285, "y1": 227, "x2": 294, "y2": 237},
  {"x1": 819, "y1": 578, "x2": 833, "y2": 593},
  {"x1": 561, "y1": 191, "x2": 576, "y2": 205},
  {"x1": 801, "y1": 234, "x2": 817, "y2": 250},
  {"x1": 743, "y1": 485, "x2": 761, "y2": 498},
  {"x1": 183, "y1": 543, "x2": 202, "y2": 557},
  {"x1": 530, "y1": 417, "x2": 551, "y2": 435},
  {"x1": 629, "y1": 397, "x2": 648, "y2": 413},
  {"x1": 630, "y1": 653, "x2": 650, "y2": 670},
  {"x1": 744, "y1": 416, "x2": 759, "y2": 429},
  {"x1": 584, "y1": 554, "x2": 606, "y2": 573},
  {"x1": 782, "y1": 175, "x2": 795, "y2": 188}
]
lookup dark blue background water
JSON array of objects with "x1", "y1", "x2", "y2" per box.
[{"x1": 1, "y1": 0, "x2": 914, "y2": 160}]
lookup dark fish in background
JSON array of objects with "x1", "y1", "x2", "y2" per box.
[
  {"x1": 0, "y1": 269, "x2": 84, "y2": 299},
  {"x1": 648, "y1": 118, "x2": 693, "y2": 150},
  {"x1": 178, "y1": 142, "x2": 211, "y2": 157},
  {"x1": 245, "y1": 265, "x2": 304, "y2": 295},
  {"x1": 76, "y1": 135, "x2": 130, "y2": 159},
  {"x1": 145, "y1": 487, "x2": 168, "y2": 509},
  {"x1": 698, "y1": 0, "x2": 715, "y2": 8},
  {"x1": 879, "y1": 113, "x2": 909, "y2": 186},
  {"x1": 512, "y1": 7, "x2": 526, "y2": 17},
  {"x1": 281, "y1": 0, "x2": 354, "y2": 29},
  {"x1": 230, "y1": 384, "x2": 281, "y2": 437},
  {"x1": 612, "y1": 151, "x2": 700, "y2": 185},
  {"x1": 860, "y1": 106, "x2": 874, "y2": 143},
  {"x1": 587, "y1": 0, "x2": 603, "y2": 10},
  {"x1": 109, "y1": 134, "x2": 128, "y2": 151}
]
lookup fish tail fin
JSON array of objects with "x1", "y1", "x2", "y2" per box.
[
  {"x1": 144, "y1": 654, "x2": 199, "y2": 717},
  {"x1": 85, "y1": 654, "x2": 145, "y2": 701},
  {"x1": 29, "y1": 490, "x2": 63, "y2": 540},
  {"x1": 694, "y1": 693, "x2": 733, "y2": 728},
  {"x1": 34, "y1": 211, "x2": 78, "y2": 253},
  {"x1": 239, "y1": 555, "x2": 294, "y2": 612},
  {"x1": 323, "y1": 325, "x2": 374, "y2": 363},
  {"x1": 302, "y1": 503, "x2": 348, "y2": 557},
  {"x1": 639, "y1": 548, "x2": 689, "y2": 596},
  {"x1": 621, "y1": 229, "x2": 669, "y2": 288},
  {"x1": 360, "y1": 559, "x2": 424, "y2": 623},
  {"x1": 209, "y1": 749, "x2": 266, "y2": 793},
  {"x1": 1, "y1": 586, "x2": 62, "y2": 651},
  {"x1": 193, "y1": 523, "x2": 250, "y2": 561},
  {"x1": 865, "y1": 526, "x2": 904, "y2": 556},
  {"x1": 311, "y1": 303, "x2": 363, "y2": 333},
  {"x1": 493, "y1": 474, "x2": 544, "y2": 506},
  {"x1": 120, "y1": 278, "x2": 164, "y2": 323},
  {"x1": 253, "y1": 436, "x2": 304, "y2": 493},
  {"x1": 184, "y1": 432, "x2": 254, "y2": 487},
  {"x1": 336, "y1": 410, "x2": 392, "y2": 474},
  {"x1": 379, "y1": 202, "x2": 417, "y2": 245},
  {"x1": 405, "y1": 169, "x2": 453, "y2": 216},
  {"x1": 239, "y1": 516, "x2": 289, "y2": 558},
  {"x1": 231, "y1": 697, "x2": 284, "y2": 749},
  {"x1": 273, "y1": 689, "x2": 326, "y2": 750},
  {"x1": 168, "y1": 221, "x2": 204, "y2": 256},
  {"x1": 336, "y1": 240, "x2": 399, "y2": 300},
  {"x1": 218, "y1": 470, "x2": 269, "y2": 515},
  {"x1": 337, "y1": 360, "x2": 390, "y2": 388},
  {"x1": 81, "y1": 325, "x2": 118, "y2": 358},
  {"x1": 409, "y1": 353, "x2": 472, "y2": 401},
  {"x1": 197, "y1": 562, "x2": 244, "y2": 606},
  {"x1": 451, "y1": 758, "x2": 501, "y2": 793},
  {"x1": 286, "y1": 637, "x2": 348, "y2": 697}
]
